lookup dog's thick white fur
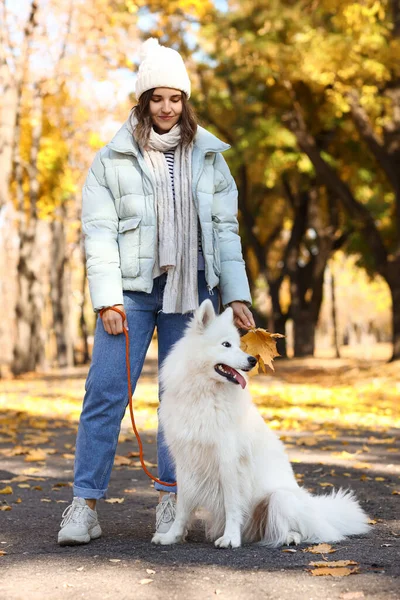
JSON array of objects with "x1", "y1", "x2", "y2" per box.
[{"x1": 152, "y1": 300, "x2": 370, "y2": 548}]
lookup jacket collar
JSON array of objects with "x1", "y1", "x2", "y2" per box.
[{"x1": 107, "y1": 118, "x2": 230, "y2": 156}]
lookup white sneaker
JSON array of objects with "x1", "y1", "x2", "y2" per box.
[
  {"x1": 58, "y1": 497, "x2": 102, "y2": 546},
  {"x1": 155, "y1": 493, "x2": 176, "y2": 534}
]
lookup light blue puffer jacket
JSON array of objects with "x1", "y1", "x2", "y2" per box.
[{"x1": 81, "y1": 119, "x2": 252, "y2": 312}]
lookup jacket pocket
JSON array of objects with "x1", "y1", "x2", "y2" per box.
[
  {"x1": 118, "y1": 216, "x2": 141, "y2": 277},
  {"x1": 212, "y1": 216, "x2": 221, "y2": 277}
]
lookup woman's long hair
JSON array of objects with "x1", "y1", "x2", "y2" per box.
[{"x1": 131, "y1": 88, "x2": 197, "y2": 149}]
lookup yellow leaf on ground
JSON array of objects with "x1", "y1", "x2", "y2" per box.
[
  {"x1": 114, "y1": 455, "x2": 131, "y2": 466},
  {"x1": 392, "y1": 490, "x2": 400, "y2": 495},
  {"x1": 319, "y1": 482, "x2": 334, "y2": 487},
  {"x1": 0, "y1": 486, "x2": 13, "y2": 495},
  {"x1": 17, "y1": 484, "x2": 30, "y2": 489},
  {"x1": 310, "y1": 560, "x2": 358, "y2": 567},
  {"x1": 62, "y1": 453, "x2": 75, "y2": 460},
  {"x1": 105, "y1": 498, "x2": 125, "y2": 504},
  {"x1": 368, "y1": 518, "x2": 377, "y2": 525},
  {"x1": 303, "y1": 544, "x2": 336, "y2": 554},
  {"x1": 1, "y1": 506, "x2": 11, "y2": 511},
  {"x1": 139, "y1": 579, "x2": 153, "y2": 585},
  {"x1": 32, "y1": 486, "x2": 43, "y2": 491},
  {"x1": 240, "y1": 328, "x2": 284, "y2": 372},
  {"x1": 309, "y1": 566, "x2": 359, "y2": 576},
  {"x1": 24, "y1": 449, "x2": 47, "y2": 462},
  {"x1": 0, "y1": 550, "x2": 7, "y2": 556}
]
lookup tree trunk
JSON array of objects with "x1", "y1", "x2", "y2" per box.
[
  {"x1": 330, "y1": 268, "x2": 340, "y2": 358},
  {"x1": 268, "y1": 277, "x2": 287, "y2": 358},
  {"x1": 12, "y1": 81, "x2": 45, "y2": 375},
  {"x1": 77, "y1": 253, "x2": 90, "y2": 365},
  {"x1": 387, "y1": 259, "x2": 400, "y2": 361},
  {"x1": 12, "y1": 221, "x2": 46, "y2": 374},
  {"x1": 293, "y1": 311, "x2": 316, "y2": 357},
  {"x1": 49, "y1": 206, "x2": 73, "y2": 367}
]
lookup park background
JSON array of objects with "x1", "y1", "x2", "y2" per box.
[{"x1": 0, "y1": 2, "x2": 399, "y2": 599}]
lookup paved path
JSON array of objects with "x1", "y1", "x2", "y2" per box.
[{"x1": 0, "y1": 365, "x2": 399, "y2": 599}]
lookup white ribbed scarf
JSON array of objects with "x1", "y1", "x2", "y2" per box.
[{"x1": 143, "y1": 124, "x2": 198, "y2": 314}]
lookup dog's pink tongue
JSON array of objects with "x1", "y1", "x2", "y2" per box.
[{"x1": 233, "y1": 369, "x2": 247, "y2": 389}]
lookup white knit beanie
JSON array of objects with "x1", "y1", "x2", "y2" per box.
[{"x1": 135, "y1": 38, "x2": 191, "y2": 100}]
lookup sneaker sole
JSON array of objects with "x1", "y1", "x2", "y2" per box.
[{"x1": 58, "y1": 524, "x2": 102, "y2": 547}]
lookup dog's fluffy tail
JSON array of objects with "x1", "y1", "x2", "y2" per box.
[{"x1": 255, "y1": 488, "x2": 370, "y2": 547}]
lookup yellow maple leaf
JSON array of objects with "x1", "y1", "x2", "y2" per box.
[
  {"x1": 0, "y1": 486, "x2": 13, "y2": 495},
  {"x1": 309, "y1": 560, "x2": 358, "y2": 568},
  {"x1": 240, "y1": 329, "x2": 284, "y2": 373},
  {"x1": 309, "y1": 566, "x2": 359, "y2": 577},
  {"x1": 24, "y1": 449, "x2": 47, "y2": 462},
  {"x1": 303, "y1": 543, "x2": 336, "y2": 554},
  {"x1": 114, "y1": 455, "x2": 131, "y2": 466}
]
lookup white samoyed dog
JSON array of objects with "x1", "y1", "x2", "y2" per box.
[{"x1": 152, "y1": 300, "x2": 370, "y2": 548}]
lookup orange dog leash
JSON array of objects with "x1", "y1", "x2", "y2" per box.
[{"x1": 99, "y1": 306, "x2": 176, "y2": 488}]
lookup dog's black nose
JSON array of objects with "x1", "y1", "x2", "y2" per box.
[{"x1": 247, "y1": 356, "x2": 257, "y2": 367}]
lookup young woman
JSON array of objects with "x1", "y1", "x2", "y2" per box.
[{"x1": 58, "y1": 38, "x2": 255, "y2": 546}]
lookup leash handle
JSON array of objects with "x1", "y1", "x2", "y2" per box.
[{"x1": 99, "y1": 306, "x2": 176, "y2": 488}]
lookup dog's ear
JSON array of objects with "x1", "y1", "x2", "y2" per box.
[
  {"x1": 221, "y1": 306, "x2": 234, "y2": 323},
  {"x1": 193, "y1": 299, "x2": 215, "y2": 332}
]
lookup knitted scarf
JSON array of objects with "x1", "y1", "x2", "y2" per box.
[{"x1": 143, "y1": 124, "x2": 198, "y2": 314}]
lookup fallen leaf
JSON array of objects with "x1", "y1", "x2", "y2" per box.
[
  {"x1": 105, "y1": 498, "x2": 125, "y2": 504},
  {"x1": 319, "y1": 482, "x2": 334, "y2": 488},
  {"x1": 282, "y1": 548, "x2": 297, "y2": 553},
  {"x1": 146, "y1": 569, "x2": 156, "y2": 575},
  {"x1": 375, "y1": 477, "x2": 385, "y2": 481},
  {"x1": 303, "y1": 544, "x2": 336, "y2": 554},
  {"x1": 309, "y1": 566, "x2": 359, "y2": 576},
  {"x1": 17, "y1": 484, "x2": 30, "y2": 489},
  {"x1": 15, "y1": 498, "x2": 22, "y2": 504},
  {"x1": 240, "y1": 328, "x2": 284, "y2": 372},
  {"x1": 24, "y1": 449, "x2": 47, "y2": 462},
  {"x1": 0, "y1": 487, "x2": 13, "y2": 495},
  {"x1": 109, "y1": 559, "x2": 121, "y2": 563},
  {"x1": 368, "y1": 518, "x2": 377, "y2": 525},
  {"x1": 41, "y1": 499, "x2": 51, "y2": 502},
  {"x1": 0, "y1": 550, "x2": 7, "y2": 556},
  {"x1": 0, "y1": 506, "x2": 11, "y2": 511},
  {"x1": 139, "y1": 579, "x2": 153, "y2": 585},
  {"x1": 392, "y1": 490, "x2": 400, "y2": 495},
  {"x1": 310, "y1": 560, "x2": 358, "y2": 567},
  {"x1": 114, "y1": 455, "x2": 131, "y2": 466},
  {"x1": 52, "y1": 482, "x2": 71, "y2": 488},
  {"x1": 123, "y1": 488, "x2": 137, "y2": 493},
  {"x1": 76, "y1": 567, "x2": 84, "y2": 571},
  {"x1": 62, "y1": 453, "x2": 75, "y2": 460},
  {"x1": 32, "y1": 486, "x2": 43, "y2": 491}
]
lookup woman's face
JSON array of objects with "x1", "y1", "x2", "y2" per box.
[{"x1": 149, "y1": 87, "x2": 183, "y2": 133}]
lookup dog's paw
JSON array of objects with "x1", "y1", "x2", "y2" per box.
[
  {"x1": 151, "y1": 532, "x2": 183, "y2": 546},
  {"x1": 214, "y1": 533, "x2": 241, "y2": 549},
  {"x1": 284, "y1": 531, "x2": 302, "y2": 546}
]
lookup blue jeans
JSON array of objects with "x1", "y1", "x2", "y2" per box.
[{"x1": 73, "y1": 271, "x2": 220, "y2": 498}]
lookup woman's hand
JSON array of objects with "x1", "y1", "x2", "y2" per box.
[
  {"x1": 100, "y1": 304, "x2": 128, "y2": 335},
  {"x1": 229, "y1": 301, "x2": 256, "y2": 330}
]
